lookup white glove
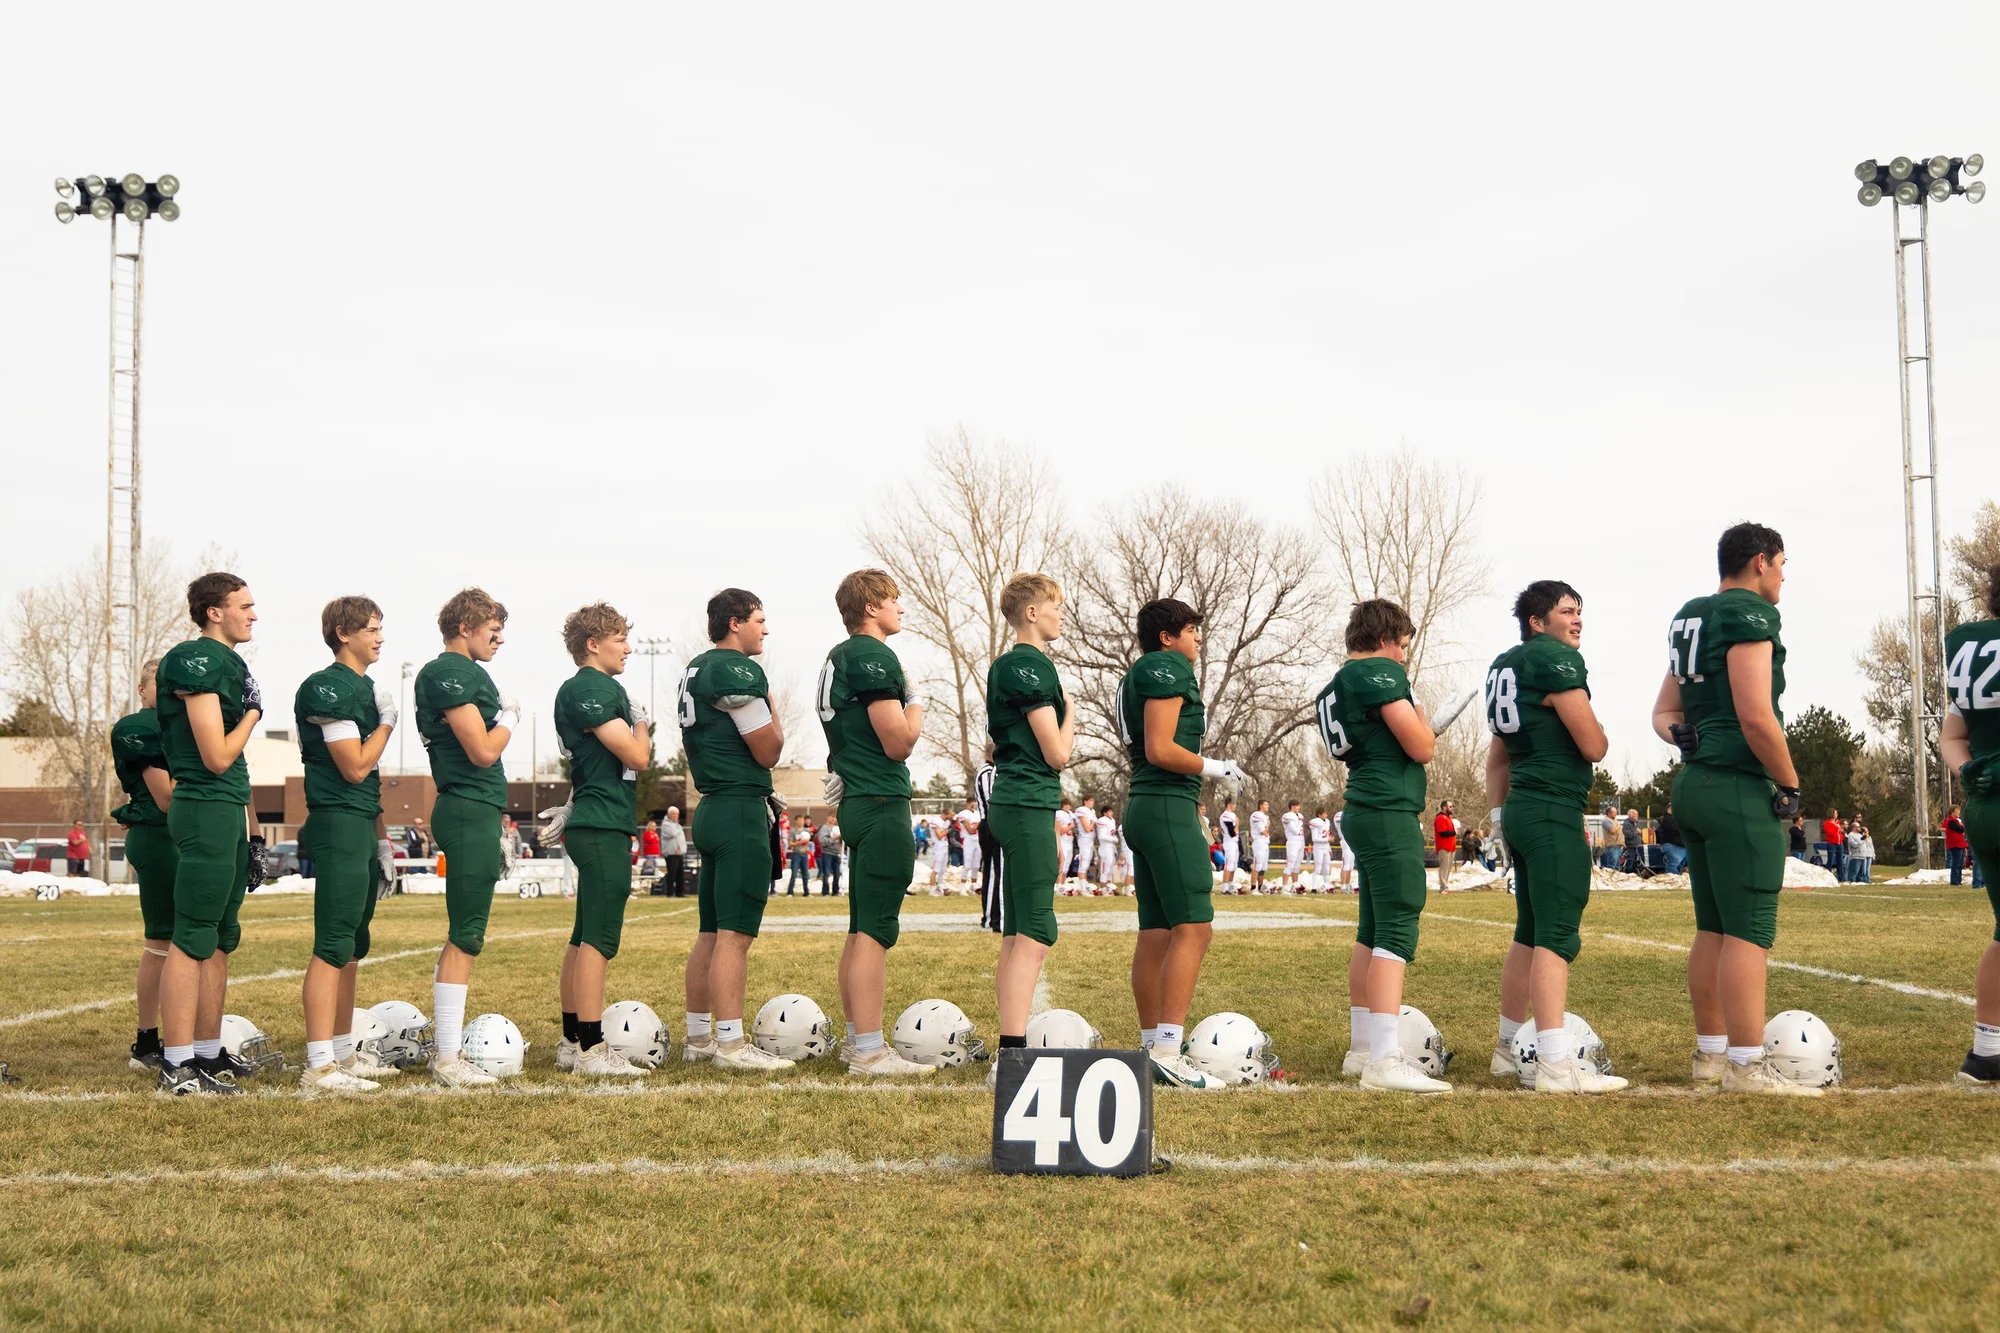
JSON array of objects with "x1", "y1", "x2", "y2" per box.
[
  {"x1": 538, "y1": 798, "x2": 573, "y2": 844},
  {"x1": 629, "y1": 700, "x2": 649, "y2": 727},
  {"x1": 1489, "y1": 806, "x2": 1505, "y2": 851},
  {"x1": 768, "y1": 791, "x2": 789, "y2": 813},
  {"x1": 1428, "y1": 686, "x2": 1481, "y2": 734},
  {"x1": 495, "y1": 690, "x2": 521, "y2": 731},
  {"x1": 373, "y1": 680, "x2": 398, "y2": 730},
  {"x1": 823, "y1": 773, "x2": 846, "y2": 807},
  {"x1": 377, "y1": 839, "x2": 397, "y2": 888},
  {"x1": 1201, "y1": 757, "x2": 1247, "y2": 784},
  {"x1": 904, "y1": 691, "x2": 925, "y2": 712}
]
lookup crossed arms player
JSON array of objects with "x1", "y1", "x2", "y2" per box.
[
  {"x1": 1938, "y1": 562, "x2": 2000, "y2": 1089},
  {"x1": 112, "y1": 659, "x2": 177, "y2": 1074}
]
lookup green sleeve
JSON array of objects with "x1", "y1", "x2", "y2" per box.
[
  {"x1": 1713, "y1": 598, "x2": 1781, "y2": 649},
  {"x1": 713, "y1": 657, "x2": 769, "y2": 702},
  {"x1": 848, "y1": 641, "x2": 904, "y2": 702},
  {"x1": 561, "y1": 676, "x2": 627, "y2": 730},
  {"x1": 1133, "y1": 654, "x2": 1197, "y2": 701},
  {"x1": 416, "y1": 657, "x2": 476, "y2": 712},
  {"x1": 1521, "y1": 641, "x2": 1589, "y2": 696},
  {"x1": 156, "y1": 645, "x2": 217, "y2": 698},
  {"x1": 300, "y1": 671, "x2": 371, "y2": 724},
  {"x1": 1342, "y1": 661, "x2": 1410, "y2": 710},
  {"x1": 998, "y1": 655, "x2": 1060, "y2": 708}
]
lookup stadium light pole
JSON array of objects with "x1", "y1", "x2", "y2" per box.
[
  {"x1": 55, "y1": 172, "x2": 181, "y2": 879},
  {"x1": 1855, "y1": 153, "x2": 1982, "y2": 869},
  {"x1": 633, "y1": 637, "x2": 672, "y2": 731}
]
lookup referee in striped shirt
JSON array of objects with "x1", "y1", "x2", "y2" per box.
[{"x1": 975, "y1": 746, "x2": 1001, "y2": 932}]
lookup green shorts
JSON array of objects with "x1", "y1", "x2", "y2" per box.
[
  {"x1": 1125, "y1": 794, "x2": 1214, "y2": 931},
  {"x1": 167, "y1": 799, "x2": 248, "y2": 961},
  {"x1": 1504, "y1": 796, "x2": 1592, "y2": 962},
  {"x1": 568, "y1": 826, "x2": 634, "y2": 958},
  {"x1": 431, "y1": 791, "x2": 501, "y2": 955},
  {"x1": 1963, "y1": 788, "x2": 2000, "y2": 943},
  {"x1": 1345, "y1": 805, "x2": 1426, "y2": 962},
  {"x1": 1673, "y1": 763, "x2": 1784, "y2": 949},
  {"x1": 988, "y1": 802, "x2": 1058, "y2": 945},
  {"x1": 694, "y1": 795, "x2": 771, "y2": 937},
  {"x1": 124, "y1": 822, "x2": 178, "y2": 942},
  {"x1": 300, "y1": 809, "x2": 381, "y2": 968},
  {"x1": 839, "y1": 795, "x2": 915, "y2": 949}
]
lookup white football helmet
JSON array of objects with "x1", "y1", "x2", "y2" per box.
[
  {"x1": 365, "y1": 1000, "x2": 435, "y2": 1068},
  {"x1": 892, "y1": 1000, "x2": 988, "y2": 1067},
  {"x1": 219, "y1": 1014, "x2": 285, "y2": 1073},
  {"x1": 1763, "y1": 1010, "x2": 1842, "y2": 1087},
  {"x1": 1185, "y1": 1012, "x2": 1278, "y2": 1085},
  {"x1": 604, "y1": 1000, "x2": 671, "y2": 1068},
  {"x1": 1025, "y1": 1008, "x2": 1103, "y2": 1050},
  {"x1": 460, "y1": 1013, "x2": 528, "y2": 1077},
  {"x1": 752, "y1": 994, "x2": 835, "y2": 1061},
  {"x1": 1510, "y1": 1012, "x2": 1613, "y2": 1089},
  {"x1": 1397, "y1": 1006, "x2": 1453, "y2": 1077}
]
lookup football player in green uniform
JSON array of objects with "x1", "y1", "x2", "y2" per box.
[
  {"x1": 1940, "y1": 563, "x2": 2000, "y2": 1088},
  {"x1": 153, "y1": 573, "x2": 265, "y2": 1095},
  {"x1": 1483, "y1": 581, "x2": 1627, "y2": 1094},
  {"x1": 1318, "y1": 599, "x2": 1451, "y2": 1095},
  {"x1": 818, "y1": 570, "x2": 933, "y2": 1076},
  {"x1": 549, "y1": 603, "x2": 653, "y2": 1078},
  {"x1": 1651, "y1": 522, "x2": 1817, "y2": 1096},
  {"x1": 1118, "y1": 598, "x2": 1246, "y2": 1089},
  {"x1": 680, "y1": 588, "x2": 793, "y2": 1071},
  {"x1": 414, "y1": 588, "x2": 520, "y2": 1089},
  {"x1": 110, "y1": 658, "x2": 176, "y2": 1073},
  {"x1": 985, "y1": 573, "x2": 1077, "y2": 1057},
  {"x1": 294, "y1": 597, "x2": 401, "y2": 1096}
]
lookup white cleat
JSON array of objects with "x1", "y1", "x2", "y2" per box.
[
  {"x1": 844, "y1": 1046, "x2": 937, "y2": 1077},
  {"x1": 574, "y1": 1042, "x2": 648, "y2": 1077},
  {"x1": 1360, "y1": 1055, "x2": 1452, "y2": 1095},
  {"x1": 554, "y1": 1038, "x2": 580, "y2": 1071},
  {"x1": 1534, "y1": 1061, "x2": 1629, "y2": 1095},
  {"x1": 682, "y1": 1036, "x2": 717, "y2": 1064},
  {"x1": 298, "y1": 1062, "x2": 380, "y2": 1097},
  {"x1": 711, "y1": 1040, "x2": 795, "y2": 1072},
  {"x1": 1692, "y1": 1049, "x2": 1728, "y2": 1086},
  {"x1": 1721, "y1": 1057, "x2": 1823, "y2": 1097},
  {"x1": 341, "y1": 1049, "x2": 401, "y2": 1080},
  {"x1": 1490, "y1": 1042, "x2": 1520, "y2": 1080},
  {"x1": 429, "y1": 1053, "x2": 499, "y2": 1089},
  {"x1": 1341, "y1": 1048, "x2": 1366, "y2": 1078},
  {"x1": 1149, "y1": 1048, "x2": 1227, "y2": 1090}
]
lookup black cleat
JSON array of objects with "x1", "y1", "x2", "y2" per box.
[
  {"x1": 157, "y1": 1062, "x2": 203, "y2": 1096},
  {"x1": 129, "y1": 1042, "x2": 165, "y2": 1073},
  {"x1": 207, "y1": 1050, "x2": 261, "y2": 1080},
  {"x1": 196, "y1": 1065, "x2": 246, "y2": 1096},
  {"x1": 0, "y1": 1060, "x2": 18, "y2": 1087},
  {"x1": 1956, "y1": 1051, "x2": 2000, "y2": 1089}
]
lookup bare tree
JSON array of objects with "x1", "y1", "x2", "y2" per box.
[
  {"x1": 1055, "y1": 486, "x2": 1339, "y2": 805},
  {"x1": 1310, "y1": 446, "x2": 1490, "y2": 688},
  {"x1": 859, "y1": 427, "x2": 1063, "y2": 786}
]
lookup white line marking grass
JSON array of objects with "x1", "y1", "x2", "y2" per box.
[{"x1": 759, "y1": 910, "x2": 1353, "y2": 935}]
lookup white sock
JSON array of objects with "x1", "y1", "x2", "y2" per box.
[
  {"x1": 845, "y1": 1021, "x2": 857, "y2": 1042},
  {"x1": 306, "y1": 1040, "x2": 335, "y2": 1070},
  {"x1": 1368, "y1": 1011, "x2": 1401, "y2": 1062},
  {"x1": 1350, "y1": 1006, "x2": 1368, "y2": 1051},
  {"x1": 1537, "y1": 1038, "x2": 1571, "y2": 1072},
  {"x1": 716, "y1": 1018, "x2": 744, "y2": 1044},
  {"x1": 1156, "y1": 1023, "x2": 1183, "y2": 1053},
  {"x1": 1498, "y1": 1015, "x2": 1523, "y2": 1046},
  {"x1": 1974, "y1": 1022, "x2": 2000, "y2": 1057},
  {"x1": 331, "y1": 1032, "x2": 354, "y2": 1063},
  {"x1": 433, "y1": 981, "x2": 468, "y2": 1059},
  {"x1": 165, "y1": 1043, "x2": 195, "y2": 1068},
  {"x1": 193, "y1": 1038, "x2": 222, "y2": 1060},
  {"x1": 1140, "y1": 1027, "x2": 1159, "y2": 1050},
  {"x1": 853, "y1": 1029, "x2": 884, "y2": 1053},
  {"x1": 1696, "y1": 1034, "x2": 1728, "y2": 1055},
  {"x1": 1726, "y1": 1044, "x2": 1761, "y2": 1066},
  {"x1": 687, "y1": 1011, "x2": 713, "y2": 1041}
]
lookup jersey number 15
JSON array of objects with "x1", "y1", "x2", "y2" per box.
[{"x1": 1316, "y1": 690, "x2": 1351, "y2": 757}]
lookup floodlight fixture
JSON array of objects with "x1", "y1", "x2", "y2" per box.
[
  {"x1": 155, "y1": 174, "x2": 179, "y2": 197},
  {"x1": 55, "y1": 201, "x2": 74, "y2": 223},
  {"x1": 1859, "y1": 182, "x2": 1884, "y2": 206},
  {"x1": 1969, "y1": 180, "x2": 1987, "y2": 203},
  {"x1": 157, "y1": 200, "x2": 180, "y2": 222},
  {"x1": 89, "y1": 195, "x2": 114, "y2": 220},
  {"x1": 54, "y1": 174, "x2": 184, "y2": 225},
  {"x1": 1855, "y1": 159, "x2": 1879, "y2": 181},
  {"x1": 1889, "y1": 156, "x2": 1915, "y2": 180},
  {"x1": 1896, "y1": 180, "x2": 1921, "y2": 205},
  {"x1": 120, "y1": 172, "x2": 145, "y2": 196},
  {"x1": 1928, "y1": 155, "x2": 1953, "y2": 179},
  {"x1": 1930, "y1": 177, "x2": 1953, "y2": 202},
  {"x1": 122, "y1": 197, "x2": 147, "y2": 224},
  {"x1": 56, "y1": 177, "x2": 73, "y2": 198},
  {"x1": 83, "y1": 175, "x2": 105, "y2": 197},
  {"x1": 1966, "y1": 154, "x2": 1984, "y2": 177}
]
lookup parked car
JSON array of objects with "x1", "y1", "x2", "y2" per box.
[
  {"x1": 13, "y1": 839, "x2": 71, "y2": 873},
  {"x1": 0, "y1": 838, "x2": 17, "y2": 864},
  {"x1": 266, "y1": 840, "x2": 301, "y2": 880}
]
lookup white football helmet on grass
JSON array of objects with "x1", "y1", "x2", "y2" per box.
[
  {"x1": 604, "y1": 1000, "x2": 671, "y2": 1068},
  {"x1": 1397, "y1": 1006, "x2": 1453, "y2": 1077},
  {"x1": 1510, "y1": 1012, "x2": 1612, "y2": 1090},
  {"x1": 364, "y1": 1000, "x2": 435, "y2": 1068},
  {"x1": 753, "y1": 994, "x2": 835, "y2": 1061},
  {"x1": 219, "y1": 1014, "x2": 285, "y2": 1073},
  {"x1": 460, "y1": 1014, "x2": 528, "y2": 1078},
  {"x1": 892, "y1": 1000, "x2": 987, "y2": 1067},
  {"x1": 1763, "y1": 1010, "x2": 1842, "y2": 1087},
  {"x1": 1185, "y1": 1012, "x2": 1278, "y2": 1085},
  {"x1": 1025, "y1": 1009, "x2": 1103, "y2": 1049}
]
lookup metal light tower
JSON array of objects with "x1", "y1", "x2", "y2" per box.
[
  {"x1": 1855, "y1": 153, "x2": 1983, "y2": 868},
  {"x1": 56, "y1": 173, "x2": 180, "y2": 878}
]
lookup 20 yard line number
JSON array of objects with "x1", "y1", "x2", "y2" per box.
[{"x1": 1001, "y1": 1055, "x2": 1142, "y2": 1169}]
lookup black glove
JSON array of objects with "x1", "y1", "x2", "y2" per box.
[
  {"x1": 247, "y1": 835, "x2": 269, "y2": 890},
  {"x1": 242, "y1": 673, "x2": 263, "y2": 715},
  {"x1": 1770, "y1": 786, "x2": 1802, "y2": 820},
  {"x1": 1668, "y1": 722, "x2": 1699, "y2": 760}
]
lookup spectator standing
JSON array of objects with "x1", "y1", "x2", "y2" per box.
[
  {"x1": 1622, "y1": 809, "x2": 1642, "y2": 873},
  {"x1": 1844, "y1": 819, "x2": 1867, "y2": 883},
  {"x1": 405, "y1": 815, "x2": 432, "y2": 862},
  {"x1": 817, "y1": 818, "x2": 843, "y2": 897},
  {"x1": 65, "y1": 820, "x2": 90, "y2": 876},
  {"x1": 1657, "y1": 804, "x2": 1687, "y2": 875},
  {"x1": 1596, "y1": 803, "x2": 1621, "y2": 870},
  {"x1": 1944, "y1": 805, "x2": 1970, "y2": 885},
  {"x1": 786, "y1": 820, "x2": 812, "y2": 895},
  {"x1": 1858, "y1": 824, "x2": 1876, "y2": 884},
  {"x1": 1788, "y1": 814, "x2": 1808, "y2": 861},
  {"x1": 1433, "y1": 802, "x2": 1457, "y2": 891},
  {"x1": 659, "y1": 807, "x2": 687, "y2": 898},
  {"x1": 639, "y1": 819, "x2": 662, "y2": 877},
  {"x1": 1820, "y1": 808, "x2": 1846, "y2": 879}
]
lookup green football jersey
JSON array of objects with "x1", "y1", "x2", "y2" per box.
[
  {"x1": 295, "y1": 662, "x2": 384, "y2": 818},
  {"x1": 1486, "y1": 634, "x2": 1592, "y2": 808},
  {"x1": 1119, "y1": 650, "x2": 1205, "y2": 800},
  {"x1": 818, "y1": 635, "x2": 912, "y2": 799},
  {"x1": 155, "y1": 636, "x2": 252, "y2": 804},
  {"x1": 1668, "y1": 588, "x2": 1784, "y2": 779},
  {"x1": 109, "y1": 708, "x2": 168, "y2": 827},
  {"x1": 678, "y1": 648, "x2": 774, "y2": 798},
  {"x1": 1315, "y1": 656, "x2": 1425, "y2": 812},
  {"x1": 415, "y1": 651, "x2": 508, "y2": 809},
  {"x1": 556, "y1": 666, "x2": 638, "y2": 834},
  {"x1": 985, "y1": 643, "x2": 1066, "y2": 808},
  {"x1": 1945, "y1": 618, "x2": 2000, "y2": 795}
]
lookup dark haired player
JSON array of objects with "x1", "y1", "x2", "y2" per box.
[
  {"x1": 111, "y1": 658, "x2": 176, "y2": 1073},
  {"x1": 1940, "y1": 562, "x2": 2000, "y2": 1087}
]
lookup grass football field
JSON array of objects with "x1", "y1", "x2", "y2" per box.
[{"x1": 0, "y1": 878, "x2": 1994, "y2": 1330}]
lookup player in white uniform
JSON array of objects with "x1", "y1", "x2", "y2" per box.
[
  {"x1": 1280, "y1": 800, "x2": 1305, "y2": 891},
  {"x1": 1218, "y1": 799, "x2": 1241, "y2": 892},
  {"x1": 926, "y1": 812, "x2": 951, "y2": 893},
  {"x1": 1096, "y1": 807, "x2": 1119, "y2": 891},
  {"x1": 1335, "y1": 807, "x2": 1356, "y2": 891},
  {"x1": 1249, "y1": 800, "x2": 1272, "y2": 893},
  {"x1": 1074, "y1": 796, "x2": 1098, "y2": 891},
  {"x1": 1054, "y1": 799, "x2": 1076, "y2": 894},
  {"x1": 955, "y1": 800, "x2": 981, "y2": 886},
  {"x1": 1310, "y1": 808, "x2": 1332, "y2": 892}
]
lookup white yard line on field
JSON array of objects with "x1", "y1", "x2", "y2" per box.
[
  {"x1": 759, "y1": 910, "x2": 1354, "y2": 935},
  {"x1": 0, "y1": 913, "x2": 318, "y2": 945},
  {"x1": 1423, "y1": 912, "x2": 1978, "y2": 1008},
  {"x1": 0, "y1": 907, "x2": 696, "y2": 1029}
]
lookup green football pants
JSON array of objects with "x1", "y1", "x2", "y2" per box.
[
  {"x1": 988, "y1": 803, "x2": 1058, "y2": 945},
  {"x1": 839, "y1": 795, "x2": 915, "y2": 948},
  {"x1": 301, "y1": 809, "x2": 380, "y2": 968},
  {"x1": 1504, "y1": 796, "x2": 1592, "y2": 963},
  {"x1": 124, "y1": 822, "x2": 179, "y2": 942},
  {"x1": 1345, "y1": 805, "x2": 1426, "y2": 962},
  {"x1": 1673, "y1": 763, "x2": 1784, "y2": 948},
  {"x1": 1125, "y1": 794, "x2": 1214, "y2": 931},
  {"x1": 694, "y1": 795, "x2": 771, "y2": 937},
  {"x1": 567, "y1": 827, "x2": 634, "y2": 959},
  {"x1": 431, "y1": 792, "x2": 500, "y2": 955},
  {"x1": 167, "y1": 799, "x2": 248, "y2": 960},
  {"x1": 1963, "y1": 788, "x2": 2000, "y2": 942}
]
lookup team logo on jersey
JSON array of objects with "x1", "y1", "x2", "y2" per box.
[
  {"x1": 1013, "y1": 664, "x2": 1043, "y2": 688},
  {"x1": 438, "y1": 677, "x2": 465, "y2": 696},
  {"x1": 1552, "y1": 659, "x2": 1578, "y2": 677},
  {"x1": 184, "y1": 657, "x2": 208, "y2": 676},
  {"x1": 315, "y1": 683, "x2": 342, "y2": 705},
  {"x1": 579, "y1": 698, "x2": 604, "y2": 716},
  {"x1": 119, "y1": 734, "x2": 144, "y2": 750}
]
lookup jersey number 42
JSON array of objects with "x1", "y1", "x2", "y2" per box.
[{"x1": 1946, "y1": 637, "x2": 2000, "y2": 711}]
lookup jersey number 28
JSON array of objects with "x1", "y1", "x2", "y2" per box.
[{"x1": 1485, "y1": 666, "x2": 1520, "y2": 734}]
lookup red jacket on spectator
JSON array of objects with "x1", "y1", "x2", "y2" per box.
[
  {"x1": 1433, "y1": 813, "x2": 1456, "y2": 852},
  {"x1": 640, "y1": 828, "x2": 661, "y2": 857},
  {"x1": 1944, "y1": 816, "x2": 1969, "y2": 851},
  {"x1": 66, "y1": 828, "x2": 90, "y2": 860},
  {"x1": 1821, "y1": 818, "x2": 1843, "y2": 848}
]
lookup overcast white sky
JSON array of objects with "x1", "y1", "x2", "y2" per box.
[{"x1": 3, "y1": 5, "x2": 1995, "y2": 785}]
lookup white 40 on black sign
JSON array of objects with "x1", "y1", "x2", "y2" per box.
[{"x1": 991, "y1": 1048, "x2": 1153, "y2": 1177}]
